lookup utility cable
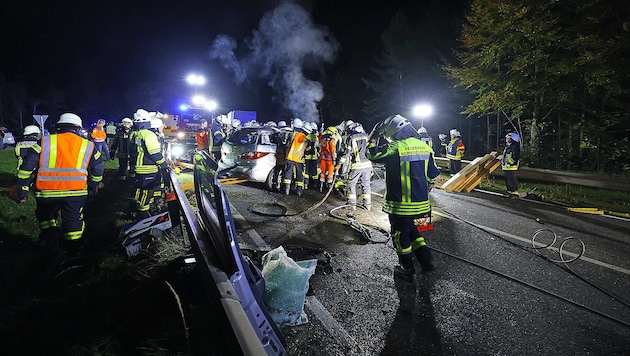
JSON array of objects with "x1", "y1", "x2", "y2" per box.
[
  {"x1": 430, "y1": 245, "x2": 630, "y2": 329},
  {"x1": 329, "y1": 204, "x2": 390, "y2": 243},
  {"x1": 248, "y1": 176, "x2": 338, "y2": 217},
  {"x1": 433, "y1": 207, "x2": 630, "y2": 313}
]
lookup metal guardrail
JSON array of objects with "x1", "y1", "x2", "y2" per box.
[
  {"x1": 434, "y1": 157, "x2": 630, "y2": 192},
  {"x1": 169, "y1": 151, "x2": 287, "y2": 355}
]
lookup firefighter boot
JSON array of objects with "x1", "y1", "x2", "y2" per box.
[
  {"x1": 63, "y1": 239, "x2": 85, "y2": 259},
  {"x1": 296, "y1": 186, "x2": 303, "y2": 197},
  {"x1": 416, "y1": 246, "x2": 437, "y2": 273},
  {"x1": 393, "y1": 259, "x2": 416, "y2": 283},
  {"x1": 284, "y1": 184, "x2": 291, "y2": 196},
  {"x1": 39, "y1": 227, "x2": 61, "y2": 255}
]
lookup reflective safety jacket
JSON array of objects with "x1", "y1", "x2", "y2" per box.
[
  {"x1": 15, "y1": 131, "x2": 103, "y2": 198},
  {"x1": 502, "y1": 142, "x2": 521, "y2": 171},
  {"x1": 319, "y1": 132, "x2": 337, "y2": 162},
  {"x1": 286, "y1": 129, "x2": 308, "y2": 163},
  {"x1": 209, "y1": 122, "x2": 226, "y2": 153},
  {"x1": 15, "y1": 137, "x2": 41, "y2": 171},
  {"x1": 446, "y1": 138, "x2": 465, "y2": 160},
  {"x1": 91, "y1": 126, "x2": 107, "y2": 143},
  {"x1": 339, "y1": 131, "x2": 372, "y2": 170},
  {"x1": 110, "y1": 128, "x2": 132, "y2": 158},
  {"x1": 367, "y1": 137, "x2": 440, "y2": 216},
  {"x1": 304, "y1": 132, "x2": 320, "y2": 161},
  {"x1": 196, "y1": 128, "x2": 209, "y2": 150},
  {"x1": 418, "y1": 132, "x2": 433, "y2": 149},
  {"x1": 132, "y1": 129, "x2": 168, "y2": 174}
]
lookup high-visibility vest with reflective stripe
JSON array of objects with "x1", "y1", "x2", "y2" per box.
[
  {"x1": 286, "y1": 131, "x2": 308, "y2": 163},
  {"x1": 36, "y1": 133, "x2": 94, "y2": 191},
  {"x1": 134, "y1": 129, "x2": 165, "y2": 174},
  {"x1": 91, "y1": 127, "x2": 107, "y2": 142}
]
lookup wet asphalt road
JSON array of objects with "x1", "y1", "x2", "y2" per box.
[{"x1": 221, "y1": 177, "x2": 630, "y2": 355}]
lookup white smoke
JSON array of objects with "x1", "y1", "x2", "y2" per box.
[{"x1": 208, "y1": 0, "x2": 339, "y2": 123}]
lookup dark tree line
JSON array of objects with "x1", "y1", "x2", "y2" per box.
[{"x1": 321, "y1": 0, "x2": 629, "y2": 174}]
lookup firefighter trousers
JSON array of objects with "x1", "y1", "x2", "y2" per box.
[
  {"x1": 346, "y1": 167, "x2": 372, "y2": 207},
  {"x1": 35, "y1": 196, "x2": 87, "y2": 242},
  {"x1": 283, "y1": 160, "x2": 304, "y2": 188},
  {"x1": 389, "y1": 214, "x2": 430, "y2": 269},
  {"x1": 132, "y1": 172, "x2": 161, "y2": 217}
]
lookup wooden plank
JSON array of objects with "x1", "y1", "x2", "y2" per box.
[
  {"x1": 447, "y1": 154, "x2": 494, "y2": 192},
  {"x1": 441, "y1": 155, "x2": 485, "y2": 192},
  {"x1": 462, "y1": 157, "x2": 502, "y2": 192},
  {"x1": 455, "y1": 154, "x2": 495, "y2": 192}
]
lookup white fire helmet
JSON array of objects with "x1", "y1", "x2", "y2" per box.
[
  {"x1": 121, "y1": 118, "x2": 133, "y2": 127},
  {"x1": 381, "y1": 114, "x2": 410, "y2": 140},
  {"x1": 57, "y1": 113, "x2": 83, "y2": 127},
  {"x1": 449, "y1": 129, "x2": 461, "y2": 137},
  {"x1": 292, "y1": 118, "x2": 303, "y2": 129},
  {"x1": 23, "y1": 125, "x2": 41, "y2": 136},
  {"x1": 134, "y1": 109, "x2": 150, "y2": 121},
  {"x1": 150, "y1": 118, "x2": 164, "y2": 129}
]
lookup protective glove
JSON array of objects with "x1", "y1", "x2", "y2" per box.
[
  {"x1": 368, "y1": 121, "x2": 384, "y2": 142},
  {"x1": 161, "y1": 167, "x2": 172, "y2": 187},
  {"x1": 88, "y1": 181, "x2": 99, "y2": 197},
  {"x1": 9, "y1": 185, "x2": 28, "y2": 203}
]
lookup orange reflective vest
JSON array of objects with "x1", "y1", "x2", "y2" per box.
[
  {"x1": 36, "y1": 133, "x2": 94, "y2": 191},
  {"x1": 91, "y1": 126, "x2": 107, "y2": 142},
  {"x1": 286, "y1": 131, "x2": 308, "y2": 163}
]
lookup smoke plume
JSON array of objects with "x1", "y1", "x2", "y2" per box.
[{"x1": 209, "y1": 0, "x2": 339, "y2": 123}]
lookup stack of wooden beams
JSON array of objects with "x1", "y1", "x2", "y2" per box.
[{"x1": 440, "y1": 152, "x2": 503, "y2": 193}]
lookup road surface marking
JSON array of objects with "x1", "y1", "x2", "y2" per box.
[{"x1": 433, "y1": 210, "x2": 630, "y2": 276}]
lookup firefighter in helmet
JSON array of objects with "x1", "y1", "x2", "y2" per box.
[
  {"x1": 446, "y1": 128, "x2": 465, "y2": 175},
  {"x1": 282, "y1": 118, "x2": 310, "y2": 196},
  {"x1": 10, "y1": 113, "x2": 104, "y2": 257},
  {"x1": 15, "y1": 125, "x2": 42, "y2": 173},
  {"x1": 337, "y1": 122, "x2": 373, "y2": 210},
  {"x1": 110, "y1": 117, "x2": 134, "y2": 180},
  {"x1": 367, "y1": 114, "x2": 440, "y2": 283},
  {"x1": 502, "y1": 132, "x2": 521, "y2": 198},
  {"x1": 130, "y1": 109, "x2": 171, "y2": 219}
]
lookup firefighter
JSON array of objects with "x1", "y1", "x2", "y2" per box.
[
  {"x1": 502, "y1": 132, "x2": 521, "y2": 198},
  {"x1": 105, "y1": 120, "x2": 117, "y2": 146},
  {"x1": 15, "y1": 125, "x2": 41, "y2": 172},
  {"x1": 209, "y1": 117, "x2": 226, "y2": 160},
  {"x1": 318, "y1": 126, "x2": 339, "y2": 192},
  {"x1": 446, "y1": 128, "x2": 465, "y2": 175},
  {"x1": 130, "y1": 110, "x2": 171, "y2": 219},
  {"x1": 9, "y1": 113, "x2": 104, "y2": 257},
  {"x1": 282, "y1": 118, "x2": 310, "y2": 196},
  {"x1": 333, "y1": 120, "x2": 354, "y2": 195},
  {"x1": 91, "y1": 118, "x2": 111, "y2": 160},
  {"x1": 196, "y1": 119, "x2": 210, "y2": 152},
  {"x1": 150, "y1": 116, "x2": 168, "y2": 202},
  {"x1": 417, "y1": 126, "x2": 433, "y2": 149},
  {"x1": 303, "y1": 122, "x2": 320, "y2": 190},
  {"x1": 337, "y1": 122, "x2": 373, "y2": 210},
  {"x1": 367, "y1": 114, "x2": 440, "y2": 283},
  {"x1": 110, "y1": 117, "x2": 134, "y2": 180}
]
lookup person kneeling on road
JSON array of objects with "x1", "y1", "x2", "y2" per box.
[{"x1": 367, "y1": 114, "x2": 440, "y2": 283}]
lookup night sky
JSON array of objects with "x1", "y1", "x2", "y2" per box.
[{"x1": 0, "y1": 0, "x2": 465, "y2": 125}]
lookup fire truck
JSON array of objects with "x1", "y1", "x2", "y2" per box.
[{"x1": 162, "y1": 114, "x2": 199, "y2": 163}]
